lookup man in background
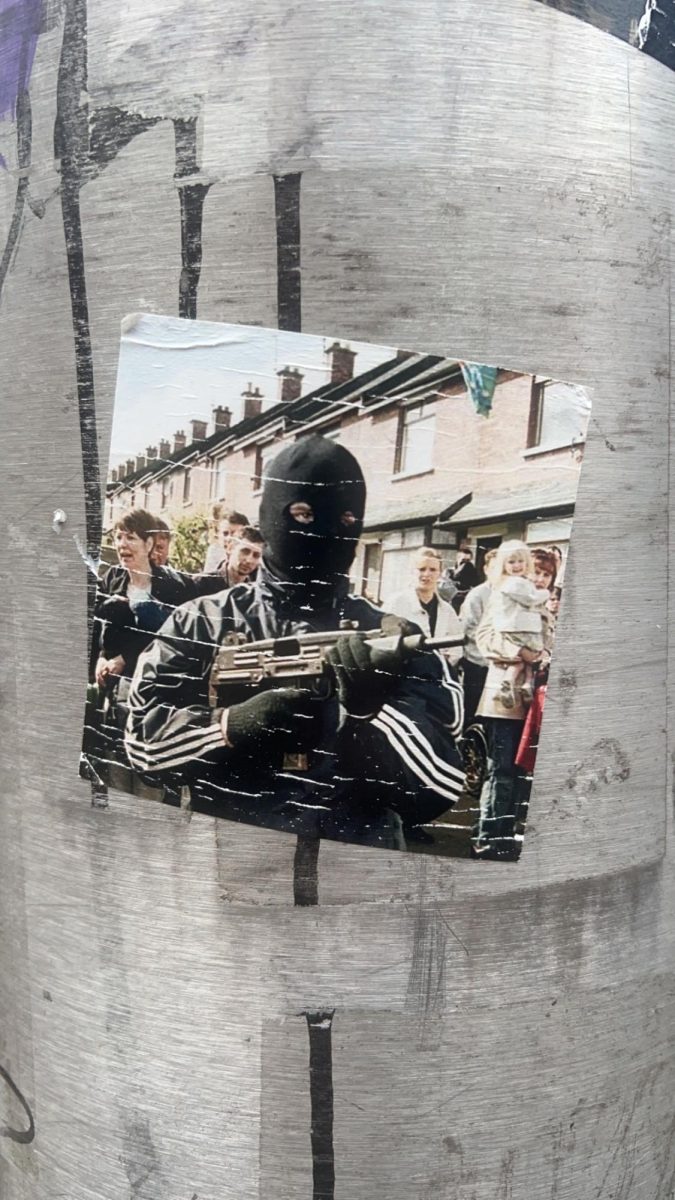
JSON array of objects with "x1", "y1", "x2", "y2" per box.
[
  {"x1": 449, "y1": 548, "x2": 481, "y2": 612},
  {"x1": 222, "y1": 526, "x2": 264, "y2": 587},
  {"x1": 149, "y1": 516, "x2": 172, "y2": 567},
  {"x1": 203, "y1": 509, "x2": 250, "y2": 573}
]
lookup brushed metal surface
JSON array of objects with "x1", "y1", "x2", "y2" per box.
[{"x1": 1, "y1": 1, "x2": 674, "y2": 1197}]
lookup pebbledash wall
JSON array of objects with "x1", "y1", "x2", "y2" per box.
[{"x1": 106, "y1": 346, "x2": 586, "y2": 600}]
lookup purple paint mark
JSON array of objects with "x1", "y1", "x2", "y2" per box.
[{"x1": 0, "y1": 0, "x2": 43, "y2": 122}]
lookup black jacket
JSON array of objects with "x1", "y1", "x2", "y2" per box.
[
  {"x1": 124, "y1": 568, "x2": 465, "y2": 847},
  {"x1": 94, "y1": 564, "x2": 203, "y2": 678}
]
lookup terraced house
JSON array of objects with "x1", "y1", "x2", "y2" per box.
[{"x1": 106, "y1": 341, "x2": 590, "y2": 601}]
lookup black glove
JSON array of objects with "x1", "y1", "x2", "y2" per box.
[
  {"x1": 226, "y1": 687, "x2": 322, "y2": 755},
  {"x1": 326, "y1": 634, "x2": 407, "y2": 717}
]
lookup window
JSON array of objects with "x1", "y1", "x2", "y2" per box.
[
  {"x1": 527, "y1": 379, "x2": 591, "y2": 451},
  {"x1": 394, "y1": 401, "x2": 436, "y2": 476},
  {"x1": 211, "y1": 458, "x2": 227, "y2": 500},
  {"x1": 182, "y1": 468, "x2": 191, "y2": 503},
  {"x1": 161, "y1": 475, "x2": 170, "y2": 509},
  {"x1": 253, "y1": 442, "x2": 278, "y2": 491}
]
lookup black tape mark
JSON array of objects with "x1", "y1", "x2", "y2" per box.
[
  {"x1": 293, "y1": 834, "x2": 320, "y2": 906},
  {"x1": 274, "y1": 173, "x2": 302, "y2": 332},
  {"x1": 304, "y1": 1011, "x2": 336, "y2": 1200},
  {"x1": 0, "y1": 1064, "x2": 36, "y2": 1145},
  {"x1": 174, "y1": 117, "x2": 211, "y2": 320}
]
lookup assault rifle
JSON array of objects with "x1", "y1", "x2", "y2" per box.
[{"x1": 208, "y1": 615, "x2": 465, "y2": 707}]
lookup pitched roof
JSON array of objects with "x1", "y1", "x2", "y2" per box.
[{"x1": 108, "y1": 351, "x2": 468, "y2": 494}]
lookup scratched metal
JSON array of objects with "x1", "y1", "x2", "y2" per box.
[{"x1": 1, "y1": 2, "x2": 674, "y2": 1199}]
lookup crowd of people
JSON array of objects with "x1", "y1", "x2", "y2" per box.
[
  {"x1": 85, "y1": 439, "x2": 564, "y2": 861},
  {"x1": 383, "y1": 541, "x2": 563, "y2": 858},
  {"x1": 92, "y1": 507, "x2": 263, "y2": 690}
]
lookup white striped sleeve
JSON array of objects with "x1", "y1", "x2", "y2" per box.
[
  {"x1": 435, "y1": 651, "x2": 464, "y2": 737},
  {"x1": 371, "y1": 703, "x2": 465, "y2": 806},
  {"x1": 124, "y1": 716, "x2": 226, "y2": 773}
]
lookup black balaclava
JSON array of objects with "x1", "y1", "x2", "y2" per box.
[{"x1": 258, "y1": 435, "x2": 366, "y2": 609}]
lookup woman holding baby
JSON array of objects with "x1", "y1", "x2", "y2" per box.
[{"x1": 471, "y1": 542, "x2": 557, "y2": 861}]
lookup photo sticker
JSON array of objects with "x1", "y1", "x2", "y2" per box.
[{"x1": 81, "y1": 315, "x2": 592, "y2": 861}]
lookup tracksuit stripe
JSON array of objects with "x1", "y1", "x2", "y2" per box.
[{"x1": 379, "y1": 704, "x2": 466, "y2": 787}]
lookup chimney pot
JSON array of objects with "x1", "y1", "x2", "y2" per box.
[
  {"x1": 326, "y1": 342, "x2": 356, "y2": 385},
  {"x1": 242, "y1": 384, "x2": 263, "y2": 421},
  {"x1": 146, "y1": 445, "x2": 158, "y2": 460},
  {"x1": 190, "y1": 418, "x2": 208, "y2": 443},
  {"x1": 212, "y1": 405, "x2": 232, "y2": 432},
  {"x1": 277, "y1": 366, "x2": 304, "y2": 403}
]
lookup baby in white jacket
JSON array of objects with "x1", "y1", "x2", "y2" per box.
[{"x1": 485, "y1": 540, "x2": 548, "y2": 708}]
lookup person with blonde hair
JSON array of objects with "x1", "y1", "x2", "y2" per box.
[
  {"x1": 483, "y1": 540, "x2": 548, "y2": 709},
  {"x1": 471, "y1": 539, "x2": 549, "y2": 860},
  {"x1": 387, "y1": 547, "x2": 464, "y2": 669}
]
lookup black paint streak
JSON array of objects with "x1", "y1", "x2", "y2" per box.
[
  {"x1": 174, "y1": 118, "x2": 211, "y2": 320},
  {"x1": 55, "y1": 0, "x2": 108, "y2": 810},
  {"x1": 304, "y1": 1012, "x2": 336, "y2": 1200},
  {"x1": 293, "y1": 834, "x2": 320, "y2": 906},
  {"x1": 274, "y1": 170, "x2": 336, "y2": 1196},
  {"x1": 55, "y1": 0, "x2": 101, "y2": 563},
  {"x1": 0, "y1": 60, "x2": 34, "y2": 297},
  {"x1": 88, "y1": 106, "x2": 162, "y2": 173},
  {"x1": 0, "y1": 1064, "x2": 35, "y2": 1144},
  {"x1": 274, "y1": 173, "x2": 302, "y2": 332},
  {"x1": 275, "y1": 171, "x2": 314, "y2": 913}
]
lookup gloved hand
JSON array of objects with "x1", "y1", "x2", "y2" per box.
[
  {"x1": 225, "y1": 687, "x2": 322, "y2": 755},
  {"x1": 326, "y1": 634, "x2": 408, "y2": 717}
]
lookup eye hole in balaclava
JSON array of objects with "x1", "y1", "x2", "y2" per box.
[{"x1": 259, "y1": 435, "x2": 366, "y2": 601}]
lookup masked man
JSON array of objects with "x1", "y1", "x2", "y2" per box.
[{"x1": 124, "y1": 436, "x2": 465, "y2": 848}]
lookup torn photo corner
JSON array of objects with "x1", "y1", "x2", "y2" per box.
[{"x1": 80, "y1": 313, "x2": 592, "y2": 862}]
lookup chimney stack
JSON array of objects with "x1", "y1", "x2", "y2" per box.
[
  {"x1": 173, "y1": 430, "x2": 186, "y2": 455},
  {"x1": 190, "y1": 418, "x2": 208, "y2": 443},
  {"x1": 242, "y1": 383, "x2": 263, "y2": 420},
  {"x1": 159, "y1": 438, "x2": 171, "y2": 459},
  {"x1": 146, "y1": 445, "x2": 158, "y2": 461},
  {"x1": 110, "y1": 468, "x2": 118, "y2": 483},
  {"x1": 126, "y1": 459, "x2": 135, "y2": 478},
  {"x1": 212, "y1": 405, "x2": 231, "y2": 432},
  {"x1": 277, "y1": 366, "x2": 304, "y2": 403},
  {"x1": 326, "y1": 342, "x2": 356, "y2": 386},
  {"x1": 135, "y1": 454, "x2": 146, "y2": 473}
]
